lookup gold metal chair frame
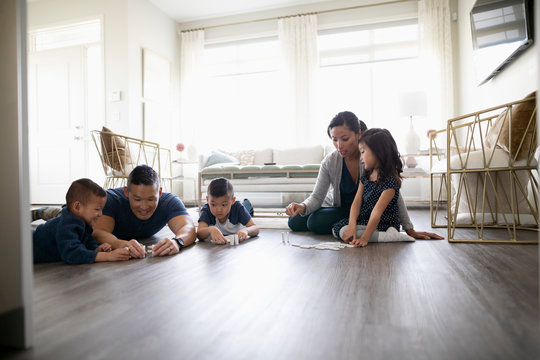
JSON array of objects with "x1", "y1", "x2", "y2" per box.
[
  {"x1": 91, "y1": 130, "x2": 173, "y2": 192},
  {"x1": 430, "y1": 96, "x2": 538, "y2": 243}
]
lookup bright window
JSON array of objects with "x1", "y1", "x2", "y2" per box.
[
  {"x1": 29, "y1": 19, "x2": 101, "y2": 52},
  {"x1": 201, "y1": 37, "x2": 288, "y2": 151},
  {"x1": 200, "y1": 18, "x2": 428, "y2": 152},
  {"x1": 315, "y1": 20, "x2": 429, "y2": 151}
]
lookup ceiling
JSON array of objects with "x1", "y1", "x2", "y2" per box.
[{"x1": 148, "y1": 0, "x2": 331, "y2": 23}]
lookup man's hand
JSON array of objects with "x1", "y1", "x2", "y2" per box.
[
  {"x1": 152, "y1": 237, "x2": 180, "y2": 256},
  {"x1": 126, "y1": 239, "x2": 145, "y2": 258}
]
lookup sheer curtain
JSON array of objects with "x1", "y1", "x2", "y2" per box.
[
  {"x1": 179, "y1": 30, "x2": 204, "y2": 157},
  {"x1": 278, "y1": 14, "x2": 319, "y2": 145},
  {"x1": 418, "y1": 0, "x2": 454, "y2": 128}
]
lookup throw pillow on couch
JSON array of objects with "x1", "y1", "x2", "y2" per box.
[{"x1": 204, "y1": 151, "x2": 240, "y2": 167}]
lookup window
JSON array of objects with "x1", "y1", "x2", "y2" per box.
[
  {"x1": 314, "y1": 20, "x2": 428, "y2": 151},
  {"x1": 201, "y1": 37, "x2": 290, "y2": 151},
  {"x1": 199, "y1": 18, "x2": 427, "y2": 152},
  {"x1": 29, "y1": 19, "x2": 101, "y2": 52}
]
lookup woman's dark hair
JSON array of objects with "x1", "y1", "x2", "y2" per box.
[
  {"x1": 208, "y1": 177, "x2": 234, "y2": 198},
  {"x1": 127, "y1": 165, "x2": 160, "y2": 190},
  {"x1": 359, "y1": 128, "x2": 403, "y2": 187},
  {"x1": 66, "y1": 178, "x2": 106, "y2": 211},
  {"x1": 327, "y1": 111, "x2": 368, "y2": 138}
]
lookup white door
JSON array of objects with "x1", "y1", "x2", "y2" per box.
[{"x1": 28, "y1": 46, "x2": 87, "y2": 204}]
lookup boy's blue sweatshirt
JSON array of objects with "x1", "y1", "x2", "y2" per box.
[{"x1": 33, "y1": 207, "x2": 100, "y2": 264}]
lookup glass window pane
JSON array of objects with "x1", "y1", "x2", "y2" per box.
[{"x1": 31, "y1": 19, "x2": 101, "y2": 52}]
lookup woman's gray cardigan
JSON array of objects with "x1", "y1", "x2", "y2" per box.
[{"x1": 301, "y1": 150, "x2": 414, "y2": 230}]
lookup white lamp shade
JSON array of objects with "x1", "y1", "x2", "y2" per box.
[{"x1": 399, "y1": 91, "x2": 427, "y2": 117}]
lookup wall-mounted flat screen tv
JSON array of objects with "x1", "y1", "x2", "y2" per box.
[{"x1": 470, "y1": 0, "x2": 534, "y2": 85}]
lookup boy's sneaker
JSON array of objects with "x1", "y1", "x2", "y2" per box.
[
  {"x1": 243, "y1": 198, "x2": 254, "y2": 217},
  {"x1": 331, "y1": 226, "x2": 340, "y2": 239},
  {"x1": 31, "y1": 206, "x2": 62, "y2": 221}
]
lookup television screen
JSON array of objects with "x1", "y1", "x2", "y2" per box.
[{"x1": 470, "y1": 0, "x2": 534, "y2": 85}]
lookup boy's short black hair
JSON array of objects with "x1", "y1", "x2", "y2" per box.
[
  {"x1": 208, "y1": 177, "x2": 234, "y2": 198},
  {"x1": 66, "y1": 178, "x2": 106, "y2": 211},
  {"x1": 127, "y1": 165, "x2": 160, "y2": 190}
]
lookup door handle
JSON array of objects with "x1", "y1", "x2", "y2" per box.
[{"x1": 74, "y1": 136, "x2": 83, "y2": 141}]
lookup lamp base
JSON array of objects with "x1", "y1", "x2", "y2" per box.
[
  {"x1": 405, "y1": 156, "x2": 418, "y2": 168},
  {"x1": 405, "y1": 116, "x2": 420, "y2": 154}
]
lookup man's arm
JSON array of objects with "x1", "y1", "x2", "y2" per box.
[
  {"x1": 92, "y1": 215, "x2": 125, "y2": 248},
  {"x1": 169, "y1": 214, "x2": 196, "y2": 246},
  {"x1": 92, "y1": 215, "x2": 146, "y2": 258},
  {"x1": 152, "y1": 214, "x2": 197, "y2": 256}
]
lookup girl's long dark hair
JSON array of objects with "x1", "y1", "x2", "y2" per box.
[{"x1": 359, "y1": 128, "x2": 403, "y2": 187}]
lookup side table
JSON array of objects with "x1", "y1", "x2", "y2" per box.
[
  {"x1": 400, "y1": 151, "x2": 430, "y2": 203},
  {"x1": 172, "y1": 159, "x2": 198, "y2": 206}
]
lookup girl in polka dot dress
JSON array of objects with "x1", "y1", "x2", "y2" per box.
[{"x1": 332, "y1": 128, "x2": 413, "y2": 247}]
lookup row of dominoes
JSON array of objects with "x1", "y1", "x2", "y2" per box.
[
  {"x1": 142, "y1": 244, "x2": 153, "y2": 255},
  {"x1": 224, "y1": 235, "x2": 239, "y2": 245},
  {"x1": 290, "y1": 241, "x2": 354, "y2": 251}
]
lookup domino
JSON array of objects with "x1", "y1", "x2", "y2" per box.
[
  {"x1": 224, "y1": 235, "x2": 239, "y2": 245},
  {"x1": 145, "y1": 244, "x2": 154, "y2": 255}
]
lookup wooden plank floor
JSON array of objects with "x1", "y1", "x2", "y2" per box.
[{"x1": 2, "y1": 209, "x2": 539, "y2": 360}]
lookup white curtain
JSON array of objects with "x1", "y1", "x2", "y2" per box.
[
  {"x1": 418, "y1": 0, "x2": 454, "y2": 128},
  {"x1": 179, "y1": 30, "x2": 204, "y2": 158},
  {"x1": 278, "y1": 14, "x2": 319, "y2": 145}
]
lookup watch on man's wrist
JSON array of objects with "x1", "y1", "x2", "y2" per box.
[{"x1": 173, "y1": 236, "x2": 184, "y2": 249}]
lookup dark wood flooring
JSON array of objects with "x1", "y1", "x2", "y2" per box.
[{"x1": 2, "y1": 208, "x2": 539, "y2": 360}]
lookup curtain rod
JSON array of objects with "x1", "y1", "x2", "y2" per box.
[{"x1": 179, "y1": 0, "x2": 415, "y2": 33}]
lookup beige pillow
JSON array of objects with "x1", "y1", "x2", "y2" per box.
[
  {"x1": 221, "y1": 149, "x2": 256, "y2": 165},
  {"x1": 485, "y1": 92, "x2": 537, "y2": 160},
  {"x1": 100, "y1": 126, "x2": 132, "y2": 172}
]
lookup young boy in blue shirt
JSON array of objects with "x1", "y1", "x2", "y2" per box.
[
  {"x1": 197, "y1": 177, "x2": 259, "y2": 244},
  {"x1": 33, "y1": 178, "x2": 130, "y2": 264}
]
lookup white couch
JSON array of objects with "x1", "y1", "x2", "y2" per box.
[{"x1": 198, "y1": 145, "x2": 332, "y2": 208}]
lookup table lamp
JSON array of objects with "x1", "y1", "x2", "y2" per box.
[{"x1": 399, "y1": 91, "x2": 427, "y2": 167}]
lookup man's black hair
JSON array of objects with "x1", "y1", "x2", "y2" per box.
[{"x1": 127, "y1": 165, "x2": 160, "y2": 190}]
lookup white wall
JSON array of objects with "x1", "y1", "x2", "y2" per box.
[
  {"x1": 127, "y1": 0, "x2": 181, "y2": 147},
  {"x1": 178, "y1": 0, "x2": 417, "y2": 42},
  {"x1": 28, "y1": 0, "x2": 180, "y2": 145},
  {"x1": 456, "y1": 0, "x2": 537, "y2": 114},
  {"x1": 28, "y1": 0, "x2": 130, "y2": 132},
  {"x1": 0, "y1": 0, "x2": 33, "y2": 348}
]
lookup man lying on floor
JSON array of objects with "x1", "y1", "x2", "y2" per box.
[{"x1": 33, "y1": 165, "x2": 196, "y2": 259}]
